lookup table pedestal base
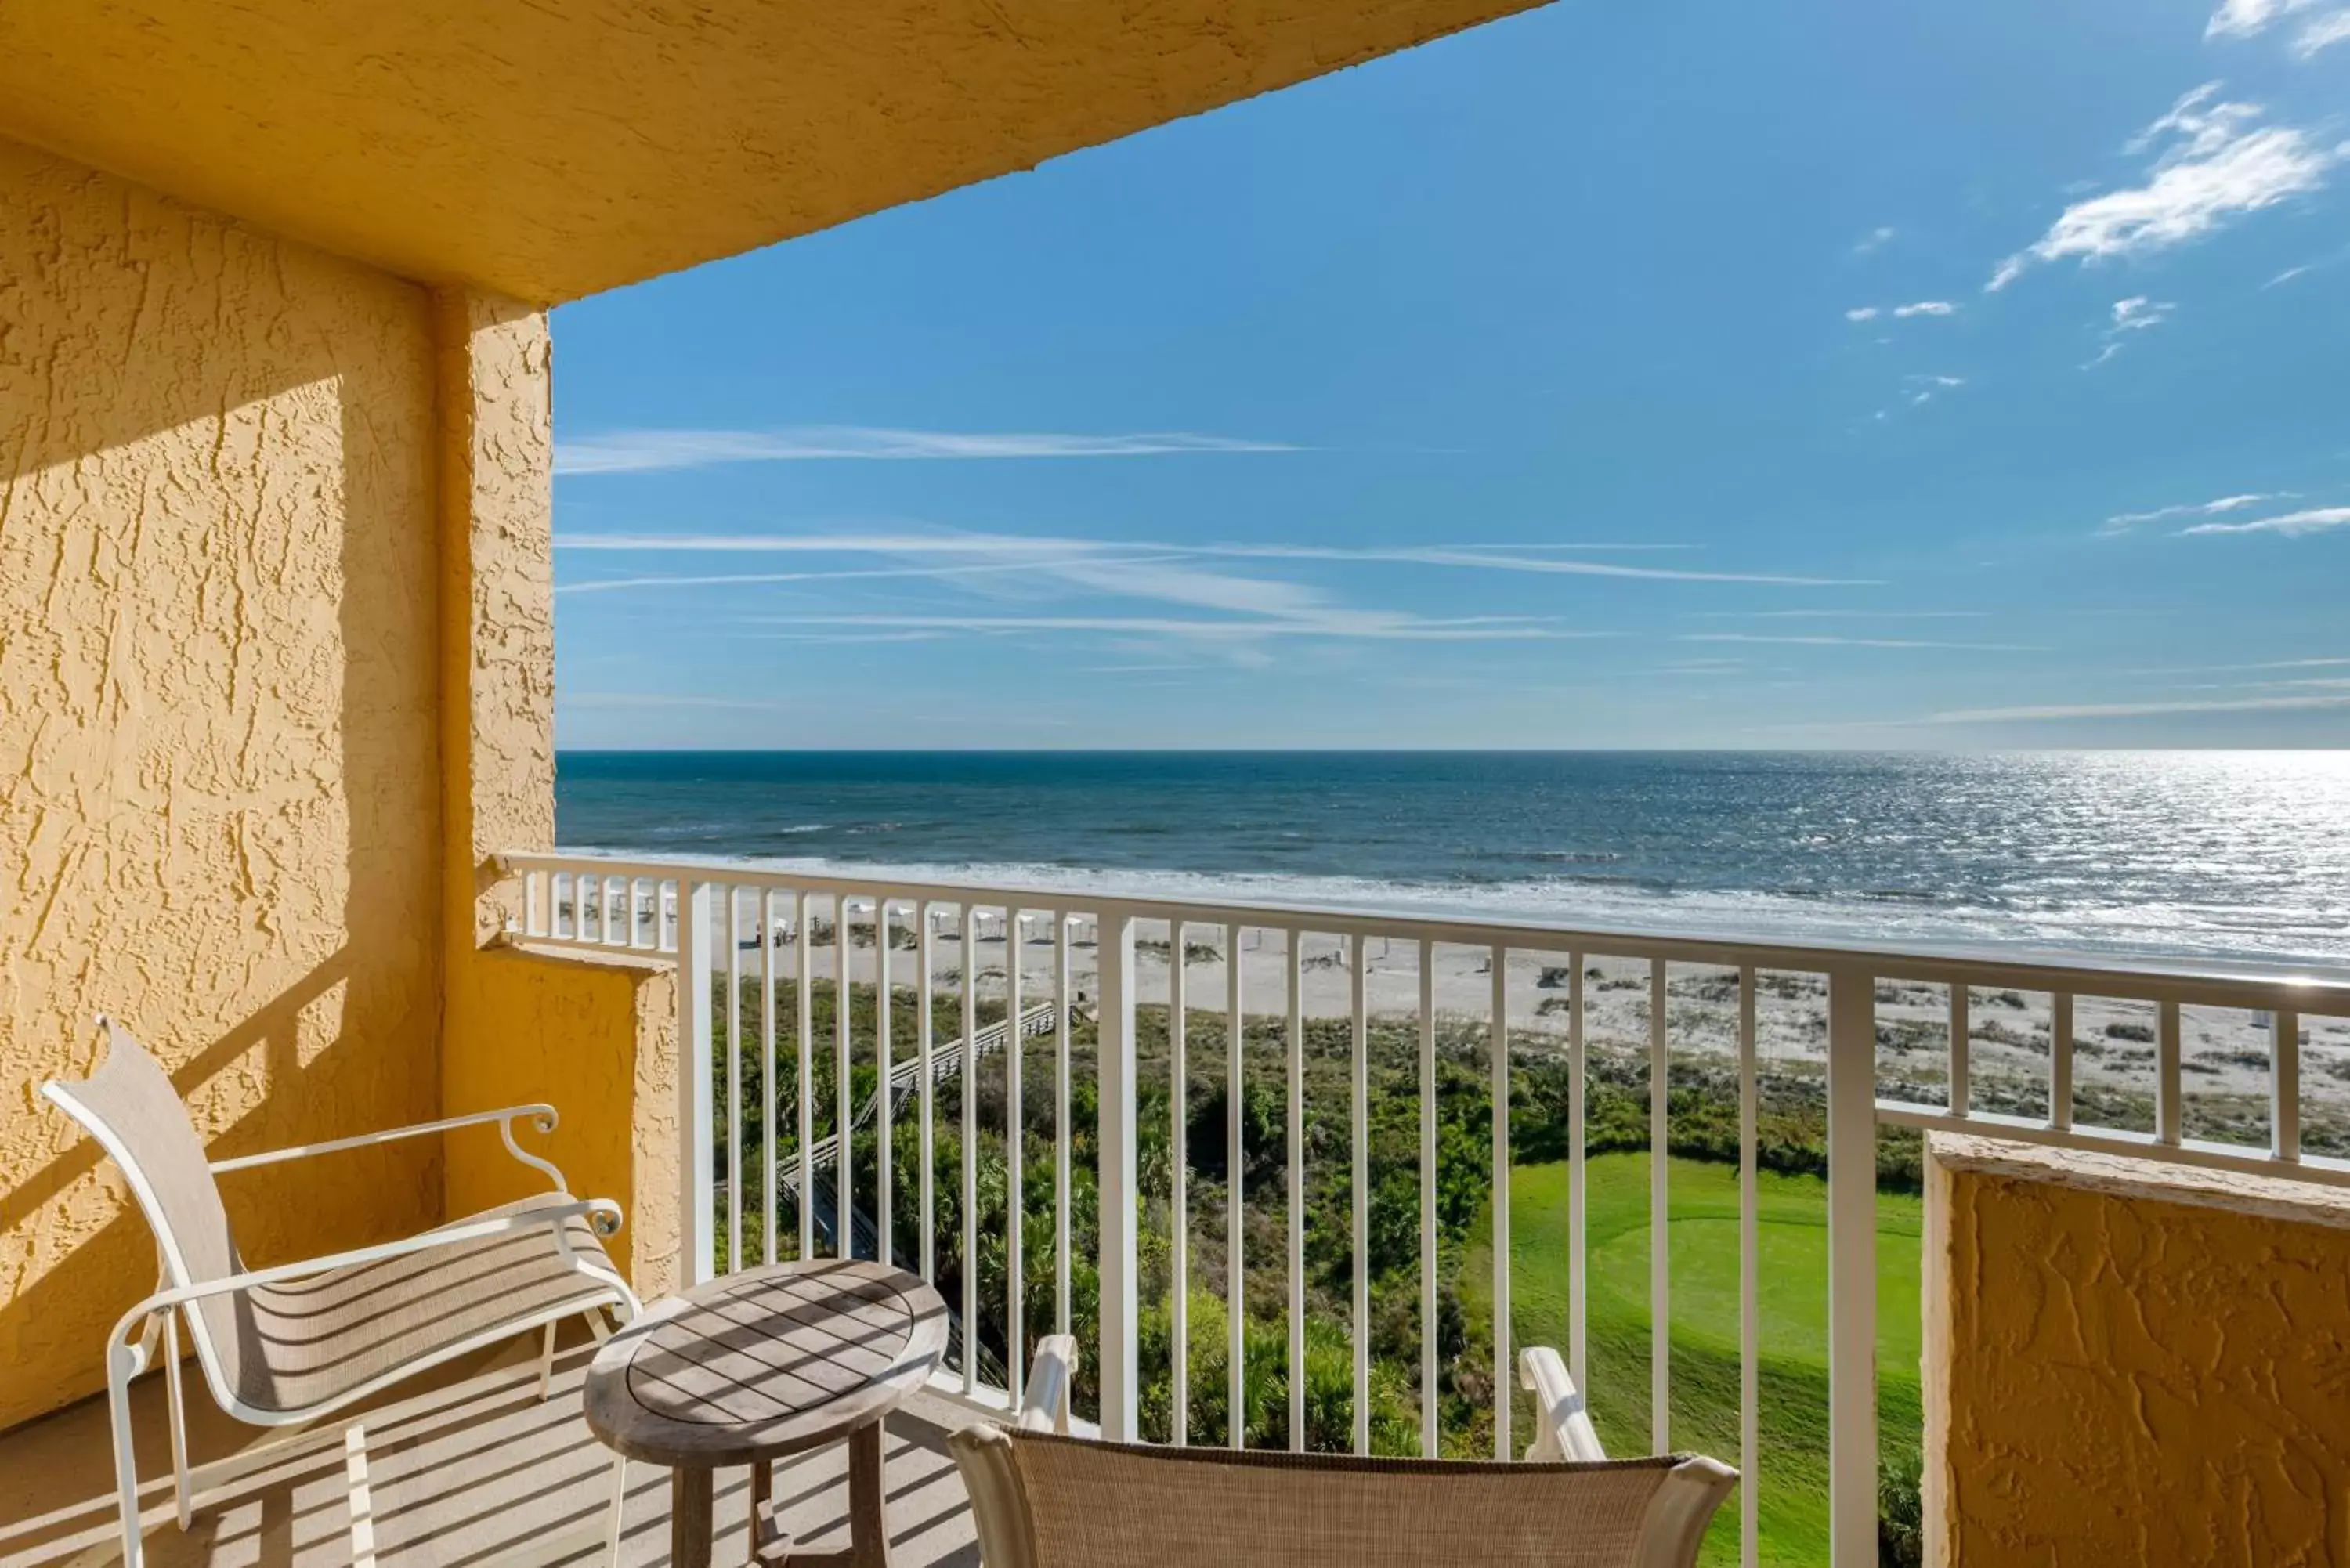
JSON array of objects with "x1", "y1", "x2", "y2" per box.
[{"x1": 667, "y1": 1421, "x2": 894, "y2": 1568}]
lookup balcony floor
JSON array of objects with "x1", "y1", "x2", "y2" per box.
[{"x1": 0, "y1": 1328, "x2": 979, "y2": 1567}]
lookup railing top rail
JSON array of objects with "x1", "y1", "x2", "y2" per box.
[{"x1": 497, "y1": 847, "x2": 2350, "y2": 1008}]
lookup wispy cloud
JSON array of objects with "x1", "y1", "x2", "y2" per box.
[
  {"x1": 2179, "y1": 504, "x2": 2350, "y2": 536},
  {"x1": 741, "y1": 612, "x2": 1604, "y2": 644},
  {"x1": 555, "y1": 531, "x2": 1872, "y2": 587},
  {"x1": 1679, "y1": 633, "x2": 2047, "y2": 651},
  {"x1": 2123, "y1": 655, "x2": 2350, "y2": 674},
  {"x1": 1988, "y1": 85, "x2": 2339, "y2": 289},
  {"x1": 561, "y1": 531, "x2": 1108, "y2": 555},
  {"x1": 1205, "y1": 543, "x2": 1874, "y2": 587},
  {"x1": 555, "y1": 555, "x2": 1155, "y2": 595},
  {"x1": 2099, "y1": 492, "x2": 2287, "y2": 534},
  {"x1": 1685, "y1": 609, "x2": 1988, "y2": 620},
  {"x1": 1901, "y1": 372, "x2": 1966, "y2": 406},
  {"x1": 564, "y1": 692, "x2": 798, "y2": 711},
  {"x1": 1854, "y1": 226, "x2": 1899, "y2": 255},
  {"x1": 555, "y1": 425, "x2": 1298, "y2": 475},
  {"x1": 1847, "y1": 300, "x2": 1958, "y2": 322},
  {"x1": 2205, "y1": 0, "x2": 2316, "y2": 38},
  {"x1": 2295, "y1": 10, "x2": 2350, "y2": 54},
  {"x1": 2084, "y1": 294, "x2": 2178, "y2": 368},
  {"x1": 1923, "y1": 692, "x2": 2350, "y2": 722}
]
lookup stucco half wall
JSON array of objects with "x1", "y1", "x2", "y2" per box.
[
  {"x1": 1924, "y1": 1133, "x2": 2350, "y2": 1566},
  {"x1": 0, "y1": 134, "x2": 441, "y2": 1429}
]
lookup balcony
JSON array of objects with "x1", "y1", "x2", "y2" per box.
[{"x1": 7, "y1": 847, "x2": 2348, "y2": 1565}]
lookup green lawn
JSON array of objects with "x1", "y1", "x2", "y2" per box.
[{"x1": 1464, "y1": 1155, "x2": 1923, "y2": 1567}]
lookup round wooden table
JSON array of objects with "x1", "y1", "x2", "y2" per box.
[{"x1": 584, "y1": 1259, "x2": 950, "y2": 1567}]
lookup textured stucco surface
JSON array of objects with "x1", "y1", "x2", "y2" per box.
[
  {"x1": 1925, "y1": 1135, "x2": 2350, "y2": 1566},
  {"x1": 0, "y1": 135, "x2": 441, "y2": 1427},
  {"x1": 441, "y1": 945, "x2": 677, "y2": 1295},
  {"x1": 0, "y1": 0, "x2": 1549, "y2": 304},
  {"x1": 430, "y1": 292, "x2": 678, "y2": 1293}
]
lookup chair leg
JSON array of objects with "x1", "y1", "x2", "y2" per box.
[
  {"x1": 604, "y1": 1452, "x2": 628, "y2": 1566},
  {"x1": 164, "y1": 1312, "x2": 193, "y2": 1530},
  {"x1": 537, "y1": 1320, "x2": 559, "y2": 1401},
  {"x1": 107, "y1": 1339, "x2": 146, "y2": 1568}
]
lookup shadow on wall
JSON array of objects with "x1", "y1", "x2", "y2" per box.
[{"x1": 0, "y1": 135, "x2": 442, "y2": 1428}]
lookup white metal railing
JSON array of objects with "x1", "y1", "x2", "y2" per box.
[{"x1": 495, "y1": 849, "x2": 2350, "y2": 1567}]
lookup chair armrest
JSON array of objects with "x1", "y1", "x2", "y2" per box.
[
  {"x1": 1635, "y1": 1456, "x2": 1740, "y2": 1568},
  {"x1": 1014, "y1": 1334, "x2": 1078, "y2": 1434},
  {"x1": 210, "y1": 1103, "x2": 568, "y2": 1191},
  {"x1": 1520, "y1": 1346, "x2": 1607, "y2": 1462}
]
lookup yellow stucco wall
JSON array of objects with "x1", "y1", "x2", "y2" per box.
[
  {"x1": 0, "y1": 135, "x2": 442, "y2": 1428},
  {"x1": 1925, "y1": 1135, "x2": 2350, "y2": 1566}
]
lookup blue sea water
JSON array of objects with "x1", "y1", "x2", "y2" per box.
[{"x1": 555, "y1": 751, "x2": 2350, "y2": 968}]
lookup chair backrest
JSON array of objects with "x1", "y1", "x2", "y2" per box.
[
  {"x1": 950, "y1": 1426, "x2": 1737, "y2": 1568},
  {"x1": 43, "y1": 1017, "x2": 248, "y2": 1389}
]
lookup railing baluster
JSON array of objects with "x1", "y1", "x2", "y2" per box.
[
  {"x1": 1350, "y1": 931, "x2": 1369, "y2": 1457},
  {"x1": 1056, "y1": 910, "x2": 1072, "y2": 1338},
  {"x1": 1098, "y1": 910, "x2": 1141, "y2": 1442},
  {"x1": 1288, "y1": 929, "x2": 1306, "y2": 1453},
  {"x1": 837, "y1": 895, "x2": 852, "y2": 1259},
  {"x1": 961, "y1": 904, "x2": 978, "y2": 1396},
  {"x1": 2276, "y1": 1008, "x2": 2301, "y2": 1162},
  {"x1": 1491, "y1": 942, "x2": 1510, "y2": 1461},
  {"x1": 524, "y1": 870, "x2": 543, "y2": 937},
  {"x1": 1228, "y1": 920, "x2": 1246, "y2": 1451},
  {"x1": 726, "y1": 884, "x2": 742, "y2": 1274},
  {"x1": 1650, "y1": 956, "x2": 1669, "y2": 1454},
  {"x1": 2157, "y1": 998, "x2": 2183, "y2": 1146},
  {"x1": 1569, "y1": 950, "x2": 1587, "y2": 1393},
  {"x1": 762, "y1": 888, "x2": 777, "y2": 1266},
  {"x1": 1008, "y1": 909, "x2": 1025, "y2": 1400},
  {"x1": 2051, "y1": 991, "x2": 2073, "y2": 1131},
  {"x1": 877, "y1": 898, "x2": 895, "y2": 1270},
  {"x1": 1172, "y1": 921, "x2": 1190, "y2": 1447},
  {"x1": 1419, "y1": 938, "x2": 1437, "y2": 1459},
  {"x1": 1949, "y1": 983, "x2": 1970, "y2": 1118},
  {"x1": 1825, "y1": 968, "x2": 1878, "y2": 1567},
  {"x1": 797, "y1": 890, "x2": 813, "y2": 1261},
  {"x1": 1739, "y1": 964, "x2": 1759, "y2": 1568},
  {"x1": 918, "y1": 900, "x2": 935, "y2": 1281}
]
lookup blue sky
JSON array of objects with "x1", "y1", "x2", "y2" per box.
[{"x1": 551, "y1": 0, "x2": 2350, "y2": 749}]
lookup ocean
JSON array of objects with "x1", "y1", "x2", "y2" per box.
[{"x1": 555, "y1": 750, "x2": 2350, "y2": 969}]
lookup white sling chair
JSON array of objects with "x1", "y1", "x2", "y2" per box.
[
  {"x1": 954, "y1": 1338, "x2": 1736, "y2": 1568},
  {"x1": 43, "y1": 1016, "x2": 644, "y2": 1568}
]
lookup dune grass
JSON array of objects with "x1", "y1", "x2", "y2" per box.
[{"x1": 1463, "y1": 1154, "x2": 1923, "y2": 1566}]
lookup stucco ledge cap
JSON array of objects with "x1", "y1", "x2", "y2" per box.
[
  {"x1": 490, "y1": 937, "x2": 675, "y2": 981},
  {"x1": 1928, "y1": 1131, "x2": 2350, "y2": 1233}
]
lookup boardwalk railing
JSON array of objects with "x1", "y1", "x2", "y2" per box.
[{"x1": 496, "y1": 850, "x2": 2350, "y2": 1567}]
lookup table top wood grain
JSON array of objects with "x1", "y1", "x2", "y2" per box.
[{"x1": 584, "y1": 1259, "x2": 950, "y2": 1467}]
